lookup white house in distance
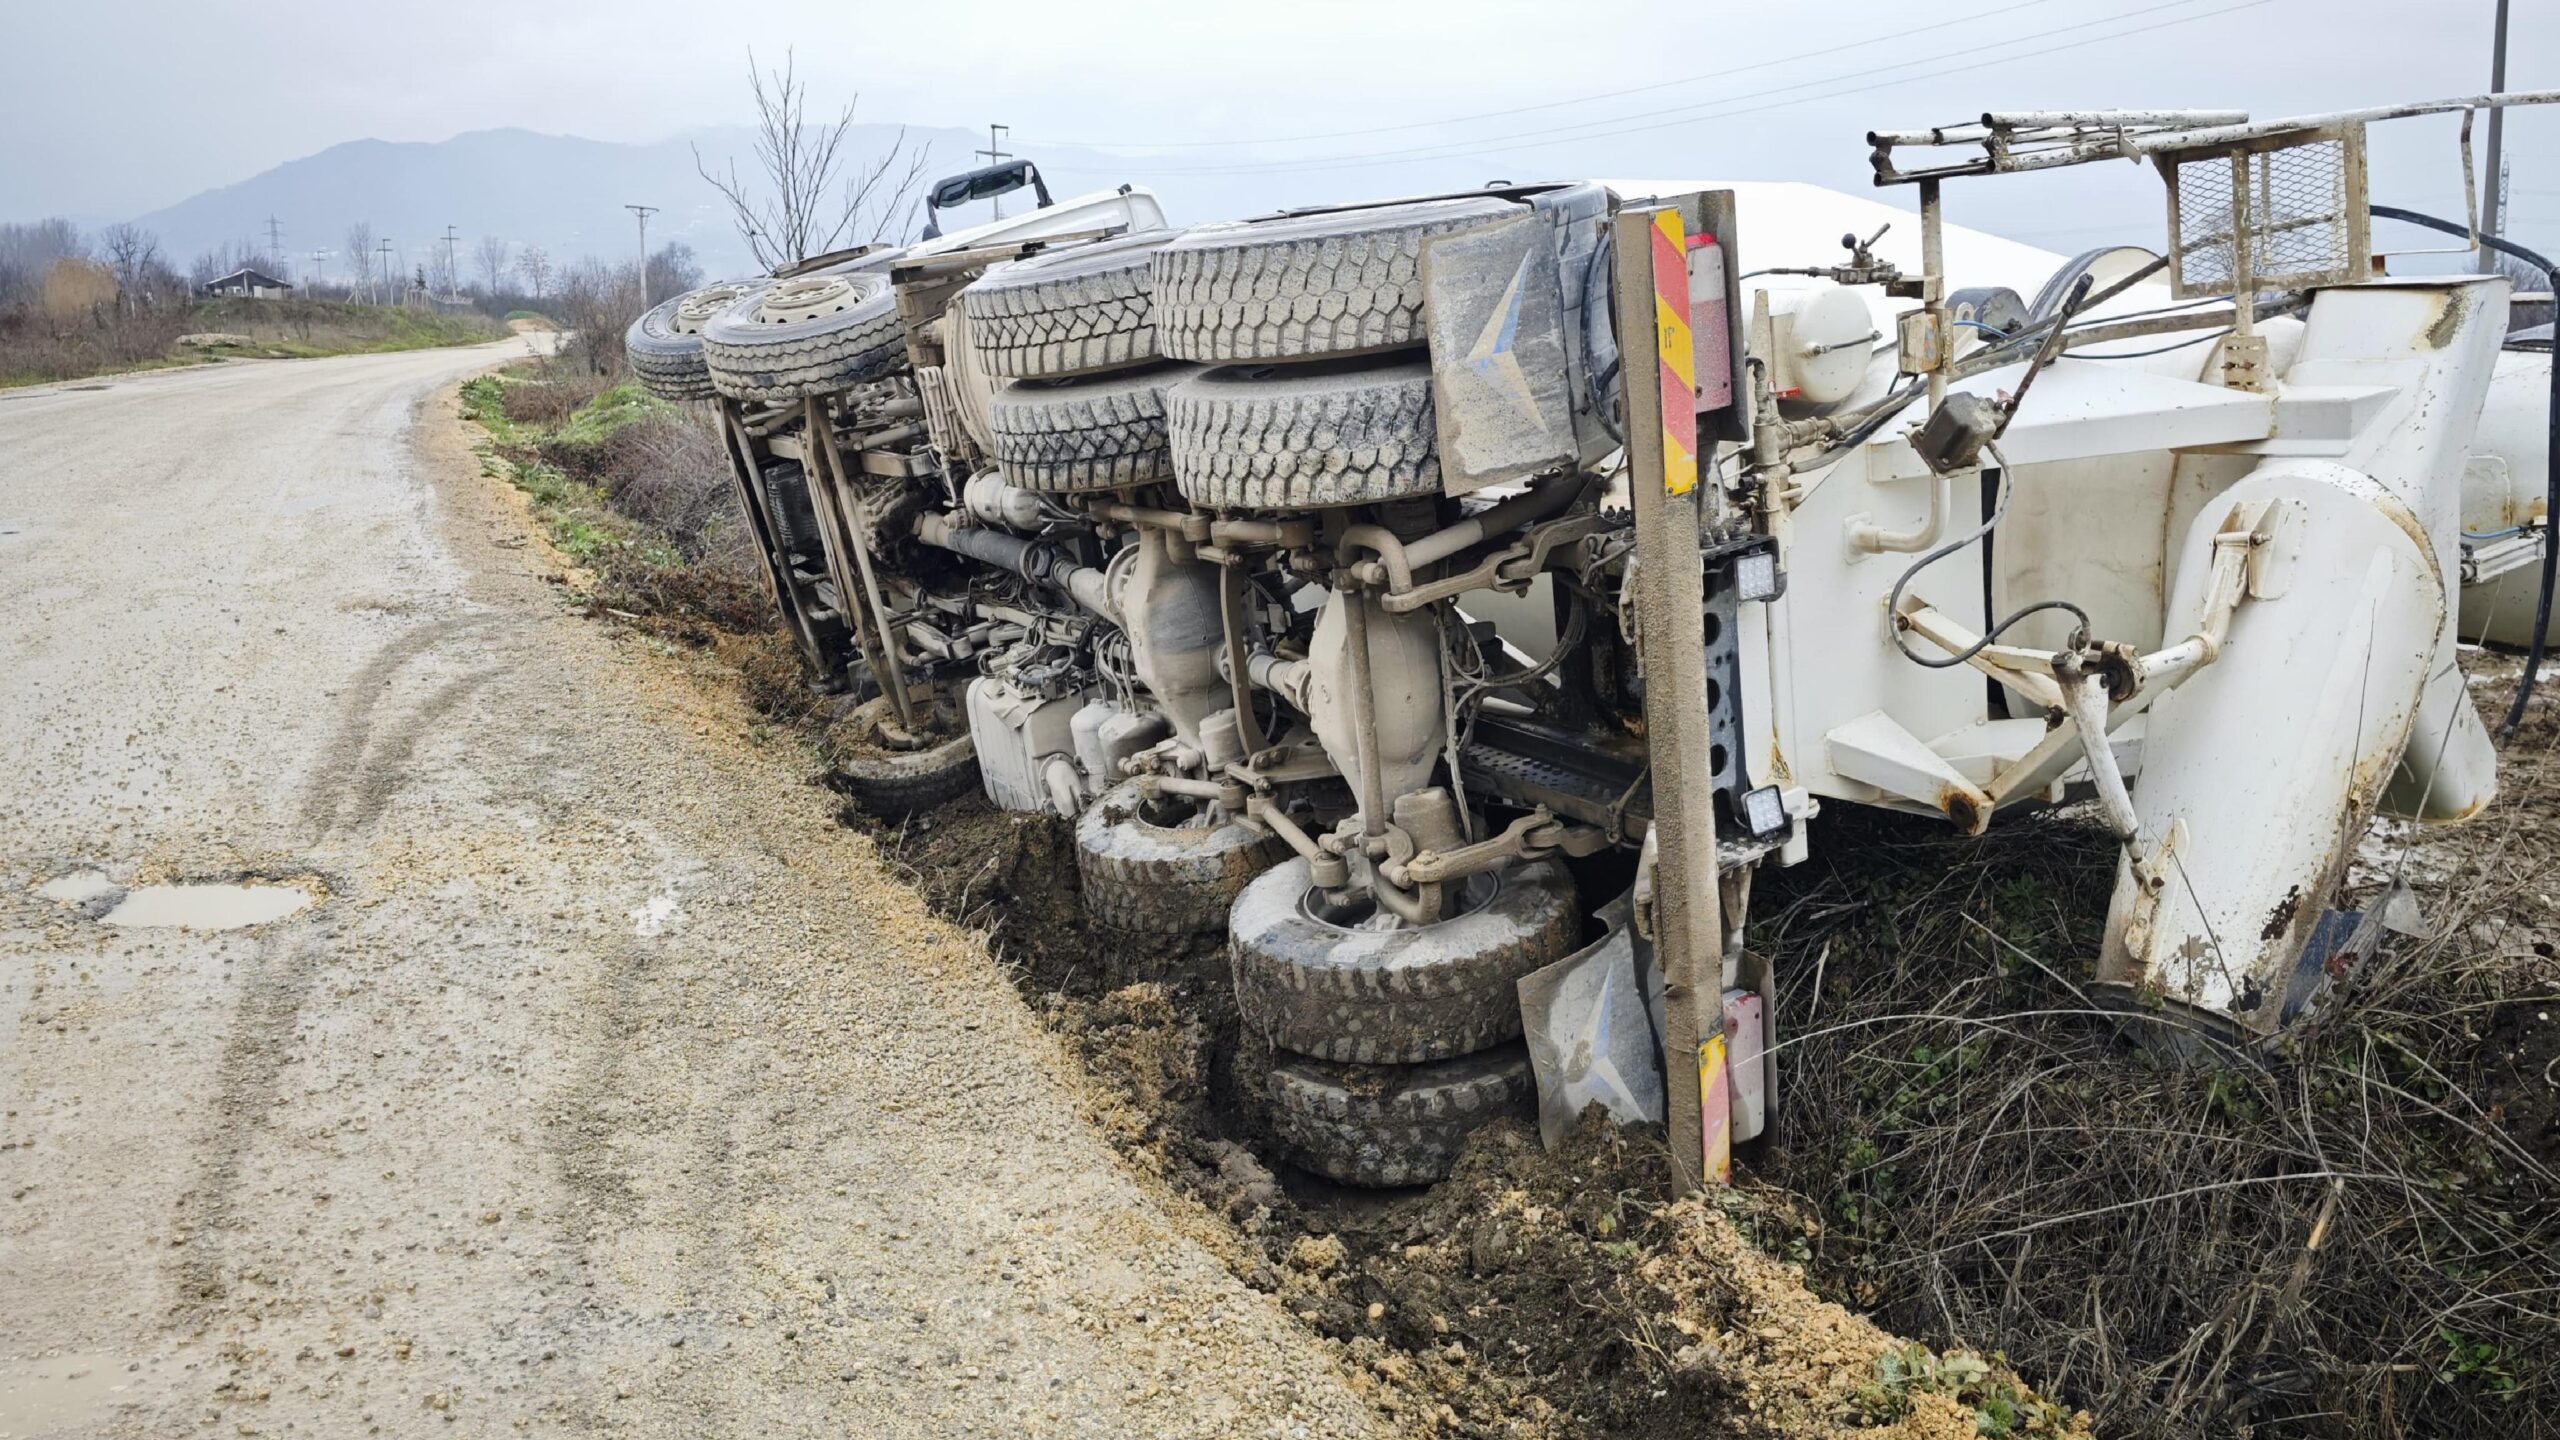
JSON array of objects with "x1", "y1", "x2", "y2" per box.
[{"x1": 202, "y1": 267, "x2": 293, "y2": 300}]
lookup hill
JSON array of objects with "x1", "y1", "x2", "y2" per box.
[{"x1": 117, "y1": 124, "x2": 1543, "y2": 290}]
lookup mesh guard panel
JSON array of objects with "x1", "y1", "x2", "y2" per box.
[{"x1": 2164, "y1": 124, "x2": 2368, "y2": 299}]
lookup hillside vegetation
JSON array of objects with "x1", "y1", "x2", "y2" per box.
[{"x1": 0, "y1": 294, "x2": 506, "y2": 388}]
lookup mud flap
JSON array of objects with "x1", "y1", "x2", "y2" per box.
[
  {"x1": 1516, "y1": 893, "x2": 1665, "y2": 1147},
  {"x1": 1420, "y1": 214, "x2": 1577, "y2": 495},
  {"x1": 2099, "y1": 461, "x2": 2446, "y2": 1038}
]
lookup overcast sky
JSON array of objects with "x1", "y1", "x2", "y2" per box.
[{"x1": 5, "y1": 0, "x2": 2554, "y2": 254}]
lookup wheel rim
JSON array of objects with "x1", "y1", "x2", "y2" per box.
[
  {"x1": 756, "y1": 275, "x2": 863, "y2": 325},
  {"x1": 673, "y1": 283, "x2": 750, "y2": 335},
  {"x1": 1300, "y1": 868, "x2": 1502, "y2": 934}
]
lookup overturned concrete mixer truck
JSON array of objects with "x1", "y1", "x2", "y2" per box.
[{"x1": 630, "y1": 93, "x2": 2558, "y2": 1188}]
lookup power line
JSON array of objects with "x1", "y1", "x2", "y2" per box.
[
  {"x1": 1046, "y1": 0, "x2": 2270, "y2": 180},
  {"x1": 1025, "y1": 0, "x2": 2066, "y2": 152},
  {"x1": 1082, "y1": 0, "x2": 2257, "y2": 178}
]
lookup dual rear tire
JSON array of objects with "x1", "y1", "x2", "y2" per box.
[{"x1": 1232, "y1": 857, "x2": 1581, "y2": 1185}]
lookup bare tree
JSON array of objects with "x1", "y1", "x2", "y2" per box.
[
  {"x1": 97, "y1": 224, "x2": 159, "y2": 314},
  {"x1": 424, "y1": 244, "x2": 456, "y2": 302},
  {"x1": 555, "y1": 256, "x2": 646, "y2": 376},
  {"x1": 515, "y1": 245, "x2": 553, "y2": 299},
  {"x1": 694, "y1": 49, "x2": 931, "y2": 270},
  {"x1": 344, "y1": 222, "x2": 376, "y2": 302},
  {"x1": 474, "y1": 235, "x2": 510, "y2": 295},
  {"x1": 646, "y1": 241, "x2": 703, "y2": 301},
  {"x1": 0, "y1": 218, "x2": 84, "y2": 306}
]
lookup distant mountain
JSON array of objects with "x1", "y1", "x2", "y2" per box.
[
  {"x1": 125, "y1": 125, "x2": 942, "y2": 286},
  {"x1": 116, "y1": 124, "x2": 1539, "y2": 291}
]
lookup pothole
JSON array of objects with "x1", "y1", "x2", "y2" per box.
[
  {"x1": 36, "y1": 870, "x2": 119, "y2": 904},
  {"x1": 98, "y1": 882, "x2": 314, "y2": 930}
]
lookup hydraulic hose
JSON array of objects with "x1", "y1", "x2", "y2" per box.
[{"x1": 2370, "y1": 204, "x2": 2557, "y2": 740}]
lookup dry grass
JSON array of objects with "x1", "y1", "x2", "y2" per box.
[
  {"x1": 461, "y1": 365, "x2": 765, "y2": 634},
  {"x1": 0, "y1": 298, "x2": 506, "y2": 388},
  {"x1": 1752, "y1": 671, "x2": 2560, "y2": 1439}
]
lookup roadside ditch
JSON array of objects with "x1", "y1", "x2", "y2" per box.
[{"x1": 464, "y1": 363, "x2": 2560, "y2": 1440}]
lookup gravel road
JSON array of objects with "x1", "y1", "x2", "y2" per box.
[{"x1": 0, "y1": 347, "x2": 1382, "y2": 1438}]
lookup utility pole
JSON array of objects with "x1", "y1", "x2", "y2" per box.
[
  {"x1": 977, "y1": 124, "x2": 1012, "y2": 221},
  {"x1": 266, "y1": 215, "x2": 286, "y2": 278},
  {"x1": 443, "y1": 225, "x2": 461, "y2": 302},
  {"x1": 309, "y1": 249, "x2": 329, "y2": 289},
  {"x1": 379, "y1": 238, "x2": 395, "y2": 305},
  {"x1": 2482, "y1": 0, "x2": 2511, "y2": 240},
  {"x1": 625, "y1": 203, "x2": 659, "y2": 306}
]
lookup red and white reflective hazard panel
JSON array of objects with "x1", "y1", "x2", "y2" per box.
[{"x1": 1650, "y1": 211, "x2": 1697, "y2": 497}]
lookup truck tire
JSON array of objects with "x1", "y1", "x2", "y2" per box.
[
  {"x1": 1168, "y1": 357, "x2": 1439, "y2": 510},
  {"x1": 1152, "y1": 196, "x2": 1516, "y2": 364},
  {"x1": 988, "y1": 363, "x2": 1199, "y2": 494},
  {"x1": 1268, "y1": 1044, "x2": 1534, "y2": 1187},
  {"x1": 1076, "y1": 781, "x2": 1288, "y2": 935},
  {"x1": 965, "y1": 230, "x2": 1175, "y2": 380},
  {"x1": 829, "y1": 694, "x2": 980, "y2": 821},
  {"x1": 1231, "y1": 857, "x2": 1580, "y2": 1064},
  {"x1": 627, "y1": 280, "x2": 757, "y2": 401},
  {"x1": 701, "y1": 271, "x2": 906, "y2": 403}
]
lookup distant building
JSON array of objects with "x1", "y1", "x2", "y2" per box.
[{"x1": 202, "y1": 267, "x2": 294, "y2": 300}]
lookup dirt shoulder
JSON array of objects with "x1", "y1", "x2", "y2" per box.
[{"x1": 419, "y1": 384, "x2": 1393, "y2": 1436}]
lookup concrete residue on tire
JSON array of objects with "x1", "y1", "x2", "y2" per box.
[
  {"x1": 1268, "y1": 1044, "x2": 1535, "y2": 1187},
  {"x1": 988, "y1": 363, "x2": 1202, "y2": 494},
  {"x1": 965, "y1": 229, "x2": 1176, "y2": 381},
  {"x1": 1075, "y1": 780, "x2": 1287, "y2": 935},
  {"x1": 701, "y1": 271, "x2": 906, "y2": 404},
  {"x1": 827, "y1": 693, "x2": 980, "y2": 820},
  {"x1": 1168, "y1": 357, "x2": 1439, "y2": 510},
  {"x1": 1151, "y1": 196, "x2": 1516, "y2": 364},
  {"x1": 1229, "y1": 857, "x2": 1581, "y2": 1065}
]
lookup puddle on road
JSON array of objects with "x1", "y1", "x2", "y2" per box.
[
  {"x1": 99, "y1": 882, "x2": 312, "y2": 930},
  {"x1": 35, "y1": 871, "x2": 118, "y2": 904}
]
